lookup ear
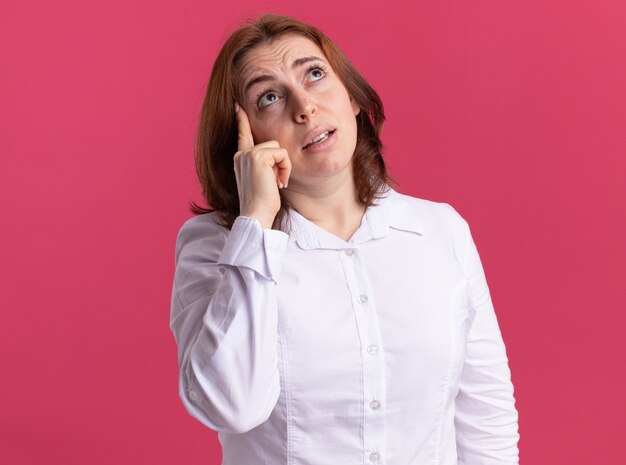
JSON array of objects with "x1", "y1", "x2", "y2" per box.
[{"x1": 350, "y1": 96, "x2": 361, "y2": 116}]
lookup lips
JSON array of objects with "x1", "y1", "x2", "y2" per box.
[{"x1": 302, "y1": 125, "x2": 336, "y2": 149}]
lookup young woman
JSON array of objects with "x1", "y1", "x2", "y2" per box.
[{"x1": 170, "y1": 13, "x2": 520, "y2": 465}]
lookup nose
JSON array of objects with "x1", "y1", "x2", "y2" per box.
[{"x1": 291, "y1": 89, "x2": 317, "y2": 123}]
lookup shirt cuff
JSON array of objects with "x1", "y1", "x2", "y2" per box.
[{"x1": 217, "y1": 216, "x2": 289, "y2": 283}]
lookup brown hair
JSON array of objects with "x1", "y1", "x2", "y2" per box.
[{"x1": 189, "y1": 13, "x2": 397, "y2": 231}]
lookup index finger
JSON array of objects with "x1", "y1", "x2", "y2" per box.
[{"x1": 235, "y1": 102, "x2": 254, "y2": 151}]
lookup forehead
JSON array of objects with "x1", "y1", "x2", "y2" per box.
[{"x1": 238, "y1": 35, "x2": 327, "y2": 89}]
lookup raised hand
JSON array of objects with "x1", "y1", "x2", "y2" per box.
[{"x1": 233, "y1": 102, "x2": 292, "y2": 229}]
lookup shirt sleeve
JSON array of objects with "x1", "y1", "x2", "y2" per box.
[
  {"x1": 169, "y1": 215, "x2": 289, "y2": 434},
  {"x1": 454, "y1": 218, "x2": 520, "y2": 464}
]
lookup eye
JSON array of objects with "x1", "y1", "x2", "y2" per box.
[
  {"x1": 306, "y1": 64, "x2": 327, "y2": 82},
  {"x1": 257, "y1": 91, "x2": 280, "y2": 109}
]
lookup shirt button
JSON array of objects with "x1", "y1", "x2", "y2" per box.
[
  {"x1": 370, "y1": 399, "x2": 381, "y2": 410},
  {"x1": 188, "y1": 389, "x2": 199, "y2": 401},
  {"x1": 358, "y1": 294, "x2": 368, "y2": 304},
  {"x1": 369, "y1": 451, "x2": 380, "y2": 462},
  {"x1": 344, "y1": 249, "x2": 354, "y2": 256},
  {"x1": 367, "y1": 344, "x2": 379, "y2": 355}
]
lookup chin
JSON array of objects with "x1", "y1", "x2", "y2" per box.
[{"x1": 299, "y1": 157, "x2": 354, "y2": 182}]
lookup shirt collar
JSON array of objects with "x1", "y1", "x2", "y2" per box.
[{"x1": 286, "y1": 186, "x2": 425, "y2": 250}]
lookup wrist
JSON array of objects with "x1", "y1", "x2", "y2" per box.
[{"x1": 240, "y1": 210, "x2": 275, "y2": 229}]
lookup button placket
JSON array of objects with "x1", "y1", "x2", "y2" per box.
[{"x1": 340, "y1": 247, "x2": 386, "y2": 465}]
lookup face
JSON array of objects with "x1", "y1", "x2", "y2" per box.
[{"x1": 236, "y1": 34, "x2": 360, "y2": 188}]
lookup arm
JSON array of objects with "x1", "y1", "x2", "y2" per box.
[
  {"x1": 454, "y1": 219, "x2": 520, "y2": 464},
  {"x1": 169, "y1": 215, "x2": 289, "y2": 434}
]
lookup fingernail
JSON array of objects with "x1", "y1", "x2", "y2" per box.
[
  {"x1": 234, "y1": 102, "x2": 240, "y2": 113},
  {"x1": 278, "y1": 182, "x2": 283, "y2": 189}
]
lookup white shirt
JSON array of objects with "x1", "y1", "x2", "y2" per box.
[{"x1": 169, "y1": 186, "x2": 520, "y2": 465}]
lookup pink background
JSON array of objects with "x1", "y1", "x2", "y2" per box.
[{"x1": 2, "y1": 0, "x2": 625, "y2": 463}]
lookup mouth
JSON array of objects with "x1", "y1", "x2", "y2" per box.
[{"x1": 302, "y1": 129, "x2": 336, "y2": 150}]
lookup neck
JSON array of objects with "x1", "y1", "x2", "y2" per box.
[{"x1": 282, "y1": 171, "x2": 366, "y2": 237}]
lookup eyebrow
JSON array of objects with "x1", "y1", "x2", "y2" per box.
[{"x1": 242, "y1": 55, "x2": 327, "y2": 97}]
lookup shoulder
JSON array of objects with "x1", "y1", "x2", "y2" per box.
[
  {"x1": 385, "y1": 188, "x2": 471, "y2": 240},
  {"x1": 174, "y1": 212, "x2": 230, "y2": 263},
  {"x1": 387, "y1": 190, "x2": 477, "y2": 277}
]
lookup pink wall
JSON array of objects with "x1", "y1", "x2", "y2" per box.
[{"x1": 2, "y1": 1, "x2": 625, "y2": 463}]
